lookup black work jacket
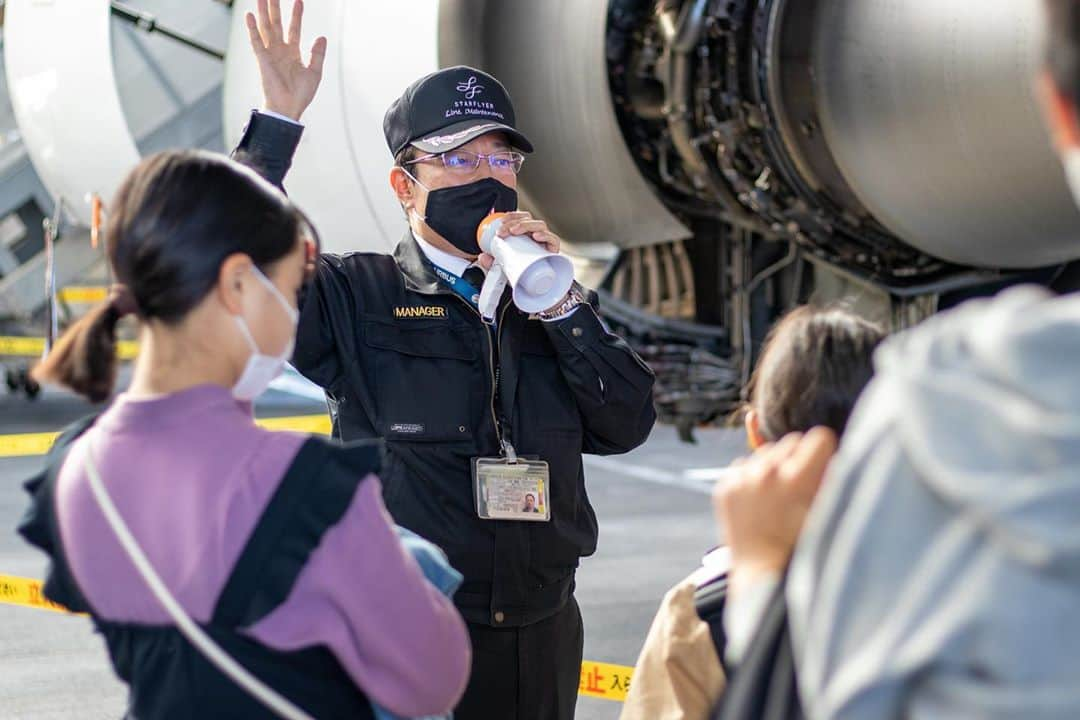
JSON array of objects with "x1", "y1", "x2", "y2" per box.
[
  {"x1": 234, "y1": 111, "x2": 657, "y2": 627},
  {"x1": 18, "y1": 417, "x2": 381, "y2": 719}
]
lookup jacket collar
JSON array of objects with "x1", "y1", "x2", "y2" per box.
[
  {"x1": 393, "y1": 230, "x2": 518, "y2": 318},
  {"x1": 414, "y1": 232, "x2": 472, "y2": 277},
  {"x1": 393, "y1": 231, "x2": 451, "y2": 296}
]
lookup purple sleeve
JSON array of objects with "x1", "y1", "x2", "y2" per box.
[{"x1": 245, "y1": 476, "x2": 471, "y2": 716}]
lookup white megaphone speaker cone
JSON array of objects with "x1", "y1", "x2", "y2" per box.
[
  {"x1": 510, "y1": 255, "x2": 574, "y2": 313},
  {"x1": 477, "y1": 214, "x2": 575, "y2": 314}
]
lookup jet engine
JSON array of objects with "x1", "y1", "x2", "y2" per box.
[{"x1": 6, "y1": 0, "x2": 1075, "y2": 435}]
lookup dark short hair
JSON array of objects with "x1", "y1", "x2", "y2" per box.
[
  {"x1": 395, "y1": 146, "x2": 421, "y2": 175},
  {"x1": 34, "y1": 150, "x2": 314, "y2": 402},
  {"x1": 743, "y1": 305, "x2": 885, "y2": 442},
  {"x1": 1045, "y1": 0, "x2": 1080, "y2": 101}
]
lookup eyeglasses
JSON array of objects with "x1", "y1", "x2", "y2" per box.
[{"x1": 405, "y1": 149, "x2": 525, "y2": 176}]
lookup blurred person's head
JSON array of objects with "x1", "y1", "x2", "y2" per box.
[
  {"x1": 34, "y1": 149, "x2": 318, "y2": 403},
  {"x1": 1041, "y1": 0, "x2": 1080, "y2": 198},
  {"x1": 742, "y1": 305, "x2": 885, "y2": 450}
]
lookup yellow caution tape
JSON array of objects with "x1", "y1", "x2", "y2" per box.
[
  {"x1": 0, "y1": 574, "x2": 84, "y2": 615},
  {"x1": 0, "y1": 336, "x2": 45, "y2": 357},
  {"x1": 58, "y1": 286, "x2": 109, "y2": 304},
  {"x1": 0, "y1": 336, "x2": 139, "y2": 360},
  {"x1": 256, "y1": 414, "x2": 332, "y2": 435},
  {"x1": 116, "y1": 341, "x2": 139, "y2": 360},
  {"x1": 0, "y1": 431, "x2": 61, "y2": 458},
  {"x1": 579, "y1": 659, "x2": 634, "y2": 702},
  {"x1": 0, "y1": 415, "x2": 330, "y2": 459},
  {"x1": 0, "y1": 572, "x2": 635, "y2": 701}
]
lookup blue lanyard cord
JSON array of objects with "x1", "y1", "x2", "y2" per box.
[
  {"x1": 431, "y1": 263, "x2": 499, "y2": 339},
  {"x1": 431, "y1": 264, "x2": 481, "y2": 309}
]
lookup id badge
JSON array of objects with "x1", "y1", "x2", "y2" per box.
[{"x1": 472, "y1": 457, "x2": 551, "y2": 522}]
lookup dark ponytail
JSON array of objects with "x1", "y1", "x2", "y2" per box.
[
  {"x1": 33, "y1": 297, "x2": 125, "y2": 403},
  {"x1": 33, "y1": 150, "x2": 313, "y2": 403}
]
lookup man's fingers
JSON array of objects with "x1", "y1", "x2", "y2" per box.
[
  {"x1": 534, "y1": 231, "x2": 561, "y2": 253},
  {"x1": 246, "y1": 12, "x2": 267, "y2": 54},
  {"x1": 256, "y1": 0, "x2": 272, "y2": 44},
  {"x1": 287, "y1": 0, "x2": 303, "y2": 46},
  {"x1": 498, "y1": 211, "x2": 532, "y2": 225},
  {"x1": 507, "y1": 220, "x2": 547, "y2": 236},
  {"x1": 308, "y1": 36, "x2": 328, "y2": 76},
  {"x1": 477, "y1": 253, "x2": 495, "y2": 271},
  {"x1": 496, "y1": 218, "x2": 561, "y2": 254},
  {"x1": 267, "y1": 0, "x2": 284, "y2": 44}
]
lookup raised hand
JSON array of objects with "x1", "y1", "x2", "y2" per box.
[{"x1": 246, "y1": 0, "x2": 327, "y2": 121}]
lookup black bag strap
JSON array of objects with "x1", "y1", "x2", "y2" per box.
[{"x1": 213, "y1": 438, "x2": 381, "y2": 627}]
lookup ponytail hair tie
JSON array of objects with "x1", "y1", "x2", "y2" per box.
[{"x1": 108, "y1": 284, "x2": 139, "y2": 318}]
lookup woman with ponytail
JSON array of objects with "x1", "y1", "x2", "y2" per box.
[{"x1": 19, "y1": 150, "x2": 470, "y2": 719}]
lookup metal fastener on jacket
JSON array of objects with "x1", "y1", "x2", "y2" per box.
[
  {"x1": 571, "y1": 327, "x2": 583, "y2": 337},
  {"x1": 494, "y1": 611, "x2": 505, "y2": 623},
  {"x1": 458, "y1": 425, "x2": 466, "y2": 433}
]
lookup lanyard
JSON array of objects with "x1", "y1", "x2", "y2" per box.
[{"x1": 431, "y1": 263, "x2": 481, "y2": 309}]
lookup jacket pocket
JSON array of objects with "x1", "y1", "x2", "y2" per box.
[{"x1": 362, "y1": 319, "x2": 479, "y2": 442}]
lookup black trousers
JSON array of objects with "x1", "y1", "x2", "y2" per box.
[{"x1": 455, "y1": 595, "x2": 584, "y2": 720}]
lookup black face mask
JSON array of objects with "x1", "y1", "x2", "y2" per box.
[{"x1": 419, "y1": 177, "x2": 518, "y2": 255}]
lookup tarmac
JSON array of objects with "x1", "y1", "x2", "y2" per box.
[{"x1": 0, "y1": 369, "x2": 744, "y2": 719}]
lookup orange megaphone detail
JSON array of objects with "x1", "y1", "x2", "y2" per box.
[{"x1": 476, "y1": 211, "x2": 509, "y2": 246}]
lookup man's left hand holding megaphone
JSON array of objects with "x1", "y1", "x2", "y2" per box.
[{"x1": 476, "y1": 212, "x2": 577, "y2": 322}]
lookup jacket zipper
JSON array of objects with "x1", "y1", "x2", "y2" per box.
[{"x1": 448, "y1": 294, "x2": 512, "y2": 451}]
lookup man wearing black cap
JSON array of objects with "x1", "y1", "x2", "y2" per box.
[{"x1": 234, "y1": 3, "x2": 656, "y2": 718}]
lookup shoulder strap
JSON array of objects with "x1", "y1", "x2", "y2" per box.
[
  {"x1": 213, "y1": 437, "x2": 383, "y2": 627},
  {"x1": 714, "y1": 577, "x2": 804, "y2": 720}
]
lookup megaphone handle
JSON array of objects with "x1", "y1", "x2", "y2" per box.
[{"x1": 478, "y1": 263, "x2": 507, "y2": 323}]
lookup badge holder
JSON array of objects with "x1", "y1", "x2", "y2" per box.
[{"x1": 473, "y1": 442, "x2": 551, "y2": 522}]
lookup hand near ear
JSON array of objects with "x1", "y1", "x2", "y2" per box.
[{"x1": 713, "y1": 427, "x2": 838, "y2": 599}]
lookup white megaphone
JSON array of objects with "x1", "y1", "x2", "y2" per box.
[{"x1": 475, "y1": 213, "x2": 575, "y2": 322}]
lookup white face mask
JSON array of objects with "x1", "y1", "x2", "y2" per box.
[
  {"x1": 232, "y1": 265, "x2": 299, "y2": 402},
  {"x1": 1063, "y1": 149, "x2": 1080, "y2": 210}
]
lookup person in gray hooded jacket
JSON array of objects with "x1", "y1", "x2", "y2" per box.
[
  {"x1": 787, "y1": 286, "x2": 1080, "y2": 718},
  {"x1": 717, "y1": 1, "x2": 1080, "y2": 717}
]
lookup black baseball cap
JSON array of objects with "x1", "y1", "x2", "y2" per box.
[{"x1": 383, "y1": 65, "x2": 534, "y2": 157}]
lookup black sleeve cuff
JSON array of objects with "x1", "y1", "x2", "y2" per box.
[
  {"x1": 231, "y1": 110, "x2": 305, "y2": 190},
  {"x1": 543, "y1": 299, "x2": 607, "y2": 354}
]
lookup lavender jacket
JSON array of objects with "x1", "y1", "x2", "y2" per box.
[{"x1": 51, "y1": 385, "x2": 470, "y2": 717}]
